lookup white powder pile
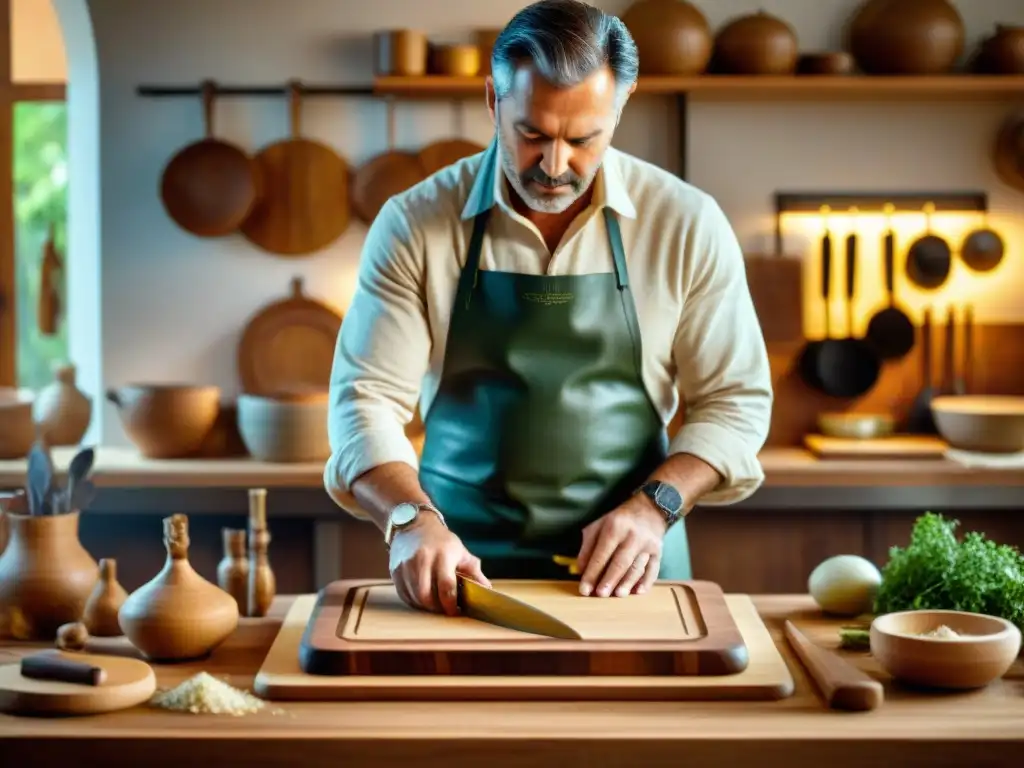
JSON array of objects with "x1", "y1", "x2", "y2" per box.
[
  {"x1": 150, "y1": 672, "x2": 273, "y2": 716},
  {"x1": 918, "y1": 624, "x2": 962, "y2": 640}
]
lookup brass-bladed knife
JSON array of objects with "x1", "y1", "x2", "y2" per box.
[{"x1": 455, "y1": 575, "x2": 582, "y2": 640}]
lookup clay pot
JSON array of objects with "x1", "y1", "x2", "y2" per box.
[
  {"x1": 796, "y1": 52, "x2": 855, "y2": 76},
  {"x1": 118, "y1": 513, "x2": 239, "y2": 661},
  {"x1": 620, "y1": 0, "x2": 712, "y2": 76},
  {"x1": 0, "y1": 388, "x2": 35, "y2": 460},
  {"x1": 847, "y1": 0, "x2": 964, "y2": 75},
  {"x1": 237, "y1": 391, "x2": 330, "y2": 462},
  {"x1": 972, "y1": 24, "x2": 1024, "y2": 75},
  {"x1": 993, "y1": 113, "x2": 1024, "y2": 195},
  {"x1": 712, "y1": 10, "x2": 799, "y2": 75},
  {"x1": 33, "y1": 363, "x2": 93, "y2": 446},
  {"x1": 82, "y1": 557, "x2": 128, "y2": 637},
  {"x1": 107, "y1": 383, "x2": 220, "y2": 459},
  {"x1": 0, "y1": 510, "x2": 100, "y2": 641}
]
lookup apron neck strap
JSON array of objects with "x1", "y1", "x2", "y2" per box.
[{"x1": 602, "y1": 208, "x2": 629, "y2": 290}]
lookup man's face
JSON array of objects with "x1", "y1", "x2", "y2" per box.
[{"x1": 488, "y1": 64, "x2": 626, "y2": 214}]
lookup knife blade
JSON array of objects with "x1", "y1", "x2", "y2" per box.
[{"x1": 456, "y1": 574, "x2": 582, "y2": 640}]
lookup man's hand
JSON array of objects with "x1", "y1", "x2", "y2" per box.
[
  {"x1": 575, "y1": 496, "x2": 667, "y2": 598},
  {"x1": 388, "y1": 515, "x2": 491, "y2": 615}
]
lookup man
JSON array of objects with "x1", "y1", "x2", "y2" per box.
[{"x1": 325, "y1": 0, "x2": 772, "y2": 615}]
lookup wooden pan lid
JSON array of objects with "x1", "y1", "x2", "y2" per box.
[{"x1": 237, "y1": 277, "x2": 342, "y2": 396}]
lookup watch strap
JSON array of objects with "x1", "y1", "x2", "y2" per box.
[
  {"x1": 637, "y1": 480, "x2": 685, "y2": 528},
  {"x1": 384, "y1": 502, "x2": 445, "y2": 548}
]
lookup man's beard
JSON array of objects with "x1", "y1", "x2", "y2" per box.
[{"x1": 497, "y1": 132, "x2": 597, "y2": 215}]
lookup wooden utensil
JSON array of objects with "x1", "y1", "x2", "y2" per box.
[
  {"x1": 803, "y1": 434, "x2": 946, "y2": 460},
  {"x1": 905, "y1": 204, "x2": 952, "y2": 290},
  {"x1": 37, "y1": 225, "x2": 61, "y2": 336},
  {"x1": 352, "y1": 99, "x2": 427, "y2": 223},
  {"x1": 240, "y1": 80, "x2": 350, "y2": 256},
  {"x1": 159, "y1": 81, "x2": 259, "y2": 238},
  {"x1": 906, "y1": 307, "x2": 938, "y2": 433},
  {"x1": 236, "y1": 276, "x2": 343, "y2": 396},
  {"x1": 744, "y1": 251, "x2": 804, "y2": 343},
  {"x1": 0, "y1": 650, "x2": 156, "y2": 716},
  {"x1": 959, "y1": 304, "x2": 974, "y2": 393},
  {"x1": 300, "y1": 579, "x2": 748, "y2": 677},
  {"x1": 784, "y1": 620, "x2": 883, "y2": 711},
  {"x1": 938, "y1": 306, "x2": 959, "y2": 397},
  {"x1": 21, "y1": 649, "x2": 106, "y2": 686},
  {"x1": 865, "y1": 214, "x2": 914, "y2": 360},
  {"x1": 256, "y1": 592, "x2": 795, "y2": 702}
]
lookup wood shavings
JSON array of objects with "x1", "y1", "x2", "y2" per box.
[{"x1": 150, "y1": 672, "x2": 283, "y2": 716}]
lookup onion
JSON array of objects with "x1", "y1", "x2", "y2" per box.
[{"x1": 808, "y1": 554, "x2": 882, "y2": 616}]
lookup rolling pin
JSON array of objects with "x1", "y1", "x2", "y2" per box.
[
  {"x1": 20, "y1": 651, "x2": 107, "y2": 686},
  {"x1": 784, "y1": 620, "x2": 882, "y2": 711}
]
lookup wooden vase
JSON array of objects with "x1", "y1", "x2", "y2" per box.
[
  {"x1": 0, "y1": 509, "x2": 99, "y2": 641},
  {"x1": 217, "y1": 527, "x2": 249, "y2": 614},
  {"x1": 82, "y1": 557, "x2": 128, "y2": 637},
  {"x1": 118, "y1": 513, "x2": 239, "y2": 661}
]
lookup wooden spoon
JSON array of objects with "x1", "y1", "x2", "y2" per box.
[{"x1": 784, "y1": 620, "x2": 883, "y2": 711}]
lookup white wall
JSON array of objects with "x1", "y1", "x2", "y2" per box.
[{"x1": 56, "y1": 0, "x2": 1024, "y2": 444}]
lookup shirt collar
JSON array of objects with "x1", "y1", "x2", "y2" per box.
[{"x1": 460, "y1": 137, "x2": 637, "y2": 221}]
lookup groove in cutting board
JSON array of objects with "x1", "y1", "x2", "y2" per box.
[
  {"x1": 256, "y1": 593, "x2": 795, "y2": 702},
  {"x1": 300, "y1": 579, "x2": 746, "y2": 677}
]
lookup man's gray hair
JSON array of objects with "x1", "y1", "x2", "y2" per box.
[{"x1": 491, "y1": 0, "x2": 639, "y2": 106}]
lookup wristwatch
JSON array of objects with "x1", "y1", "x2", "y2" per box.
[
  {"x1": 637, "y1": 481, "x2": 685, "y2": 528},
  {"x1": 383, "y1": 501, "x2": 445, "y2": 548}
]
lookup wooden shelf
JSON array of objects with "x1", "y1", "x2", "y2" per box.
[{"x1": 373, "y1": 75, "x2": 1024, "y2": 102}]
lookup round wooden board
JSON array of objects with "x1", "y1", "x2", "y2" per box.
[
  {"x1": 417, "y1": 138, "x2": 486, "y2": 176},
  {"x1": 238, "y1": 276, "x2": 343, "y2": 396},
  {"x1": 351, "y1": 150, "x2": 426, "y2": 223},
  {"x1": 0, "y1": 652, "x2": 156, "y2": 716}
]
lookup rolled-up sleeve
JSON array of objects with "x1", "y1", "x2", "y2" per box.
[
  {"x1": 323, "y1": 198, "x2": 430, "y2": 518},
  {"x1": 669, "y1": 196, "x2": 773, "y2": 505}
]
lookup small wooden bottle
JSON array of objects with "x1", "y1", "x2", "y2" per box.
[
  {"x1": 216, "y1": 528, "x2": 249, "y2": 614},
  {"x1": 246, "y1": 488, "x2": 276, "y2": 618},
  {"x1": 82, "y1": 558, "x2": 128, "y2": 637}
]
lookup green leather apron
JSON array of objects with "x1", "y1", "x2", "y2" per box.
[{"x1": 419, "y1": 167, "x2": 692, "y2": 582}]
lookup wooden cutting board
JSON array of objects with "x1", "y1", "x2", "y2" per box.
[
  {"x1": 0, "y1": 651, "x2": 156, "y2": 716},
  {"x1": 256, "y1": 592, "x2": 794, "y2": 701},
  {"x1": 804, "y1": 434, "x2": 948, "y2": 460},
  {"x1": 299, "y1": 579, "x2": 747, "y2": 677}
]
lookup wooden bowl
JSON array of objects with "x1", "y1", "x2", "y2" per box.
[
  {"x1": 796, "y1": 52, "x2": 854, "y2": 75},
  {"x1": 818, "y1": 412, "x2": 894, "y2": 439},
  {"x1": 930, "y1": 395, "x2": 1024, "y2": 453},
  {"x1": 871, "y1": 610, "x2": 1021, "y2": 690},
  {"x1": 0, "y1": 388, "x2": 35, "y2": 459},
  {"x1": 106, "y1": 384, "x2": 221, "y2": 459}
]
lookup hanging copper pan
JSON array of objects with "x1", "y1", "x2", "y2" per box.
[
  {"x1": 240, "y1": 80, "x2": 351, "y2": 256},
  {"x1": 351, "y1": 99, "x2": 427, "y2": 223},
  {"x1": 159, "y1": 80, "x2": 260, "y2": 237}
]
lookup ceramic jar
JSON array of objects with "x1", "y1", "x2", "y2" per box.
[
  {"x1": 848, "y1": 0, "x2": 965, "y2": 75},
  {"x1": 0, "y1": 509, "x2": 100, "y2": 640},
  {"x1": 620, "y1": 0, "x2": 712, "y2": 75},
  {"x1": 33, "y1": 363, "x2": 93, "y2": 446}
]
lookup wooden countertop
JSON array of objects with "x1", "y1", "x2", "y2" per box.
[
  {"x1": 1, "y1": 594, "x2": 1021, "y2": 767},
  {"x1": 2, "y1": 445, "x2": 1023, "y2": 490}
]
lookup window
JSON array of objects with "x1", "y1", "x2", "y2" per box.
[{"x1": 1, "y1": 0, "x2": 67, "y2": 387}]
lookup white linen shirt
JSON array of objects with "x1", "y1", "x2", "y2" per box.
[{"x1": 324, "y1": 138, "x2": 773, "y2": 519}]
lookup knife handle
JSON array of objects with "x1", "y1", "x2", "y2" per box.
[{"x1": 21, "y1": 651, "x2": 107, "y2": 686}]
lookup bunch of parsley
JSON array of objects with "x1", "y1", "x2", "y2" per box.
[{"x1": 873, "y1": 512, "x2": 1024, "y2": 631}]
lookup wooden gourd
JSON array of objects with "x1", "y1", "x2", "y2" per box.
[
  {"x1": 247, "y1": 489, "x2": 276, "y2": 618},
  {"x1": 847, "y1": 0, "x2": 964, "y2": 75},
  {"x1": 82, "y1": 558, "x2": 128, "y2": 637},
  {"x1": 118, "y1": 514, "x2": 239, "y2": 661},
  {"x1": 712, "y1": 10, "x2": 799, "y2": 75},
  {"x1": 217, "y1": 528, "x2": 249, "y2": 614}
]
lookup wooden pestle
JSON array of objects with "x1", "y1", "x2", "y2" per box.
[{"x1": 246, "y1": 488, "x2": 276, "y2": 618}]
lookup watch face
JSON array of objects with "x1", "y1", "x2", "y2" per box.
[
  {"x1": 653, "y1": 483, "x2": 683, "y2": 514},
  {"x1": 390, "y1": 502, "x2": 419, "y2": 526}
]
